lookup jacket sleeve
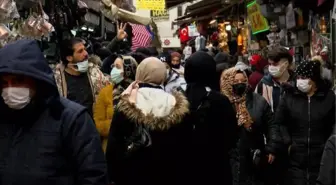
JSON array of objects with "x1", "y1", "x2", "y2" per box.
[
  {"x1": 94, "y1": 85, "x2": 113, "y2": 137},
  {"x1": 261, "y1": 98, "x2": 280, "y2": 154},
  {"x1": 107, "y1": 37, "x2": 121, "y2": 53},
  {"x1": 64, "y1": 111, "x2": 108, "y2": 185},
  {"x1": 316, "y1": 135, "x2": 335, "y2": 185}
]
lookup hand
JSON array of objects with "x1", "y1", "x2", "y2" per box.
[
  {"x1": 267, "y1": 154, "x2": 275, "y2": 164},
  {"x1": 116, "y1": 21, "x2": 128, "y2": 40}
]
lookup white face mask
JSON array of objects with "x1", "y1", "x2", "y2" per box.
[
  {"x1": 268, "y1": 60, "x2": 288, "y2": 78},
  {"x1": 268, "y1": 65, "x2": 282, "y2": 77},
  {"x1": 296, "y1": 79, "x2": 312, "y2": 93},
  {"x1": 2, "y1": 87, "x2": 31, "y2": 109},
  {"x1": 74, "y1": 60, "x2": 89, "y2": 73}
]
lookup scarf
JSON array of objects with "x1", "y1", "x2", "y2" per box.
[{"x1": 220, "y1": 67, "x2": 253, "y2": 129}]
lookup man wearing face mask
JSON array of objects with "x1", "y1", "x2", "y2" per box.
[
  {"x1": 55, "y1": 38, "x2": 110, "y2": 116},
  {"x1": 255, "y1": 47, "x2": 295, "y2": 112},
  {"x1": 274, "y1": 60, "x2": 335, "y2": 185},
  {"x1": 254, "y1": 47, "x2": 295, "y2": 185},
  {"x1": 158, "y1": 52, "x2": 186, "y2": 93},
  {"x1": 0, "y1": 40, "x2": 108, "y2": 185}
]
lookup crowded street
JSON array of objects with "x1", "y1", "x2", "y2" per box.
[{"x1": 0, "y1": 0, "x2": 334, "y2": 185}]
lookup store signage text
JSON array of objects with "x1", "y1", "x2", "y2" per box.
[
  {"x1": 136, "y1": 0, "x2": 165, "y2": 11},
  {"x1": 247, "y1": 0, "x2": 269, "y2": 34},
  {"x1": 150, "y1": 9, "x2": 169, "y2": 20}
]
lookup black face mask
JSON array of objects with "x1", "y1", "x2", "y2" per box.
[
  {"x1": 171, "y1": 64, "x2": 180, "y2": 69},
  {"x1": 232, "y1": 83, "x2": 247, "y2": 96}
]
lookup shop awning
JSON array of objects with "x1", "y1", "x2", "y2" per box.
[
  {"x1": 175, "y1": 0, "x2": 222, "y2": 21},
  {"x1": 173, "y1": 0, "x2": 240, "y2": 25},
  {"x1": 166, "y1": 0, "x2": 194, "y2": 9}
]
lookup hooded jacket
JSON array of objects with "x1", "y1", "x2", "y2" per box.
[
  {"x1": 0, "y1": 40, "x2": 108, "y2": 185},
  {"x1": 105, "y1": 84, "x2": 189, "y2": 185}
]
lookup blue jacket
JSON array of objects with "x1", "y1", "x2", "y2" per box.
[{"x1": 0, "y1": 40, "x2": 108, "y2": 185}]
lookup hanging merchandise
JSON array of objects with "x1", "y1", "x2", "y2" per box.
[
  {"x1": 266, "y1": 22, "x2": 281, "y2": 50},
  {"x1": 285, "y1": 2, "x2": 296, "y2": 29},
  {"x1": 187, "y1": 24, "x2": 199, "y2": 37},
  {"x1": 311, "y1": 29, "x2": 331, "y2": 57},
  {"x1": 320, "y1": 16, "x2": 327, "y2": 34},
  {"x1": 218, "y1": 23, "x2": 229, "y2": 53},
  {"x1": 0, "y1": 0, "x2": 55, "y2": 46}
]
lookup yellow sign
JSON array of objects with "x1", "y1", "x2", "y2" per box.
[
  {"x1": 247, "y1": 1, "x2": 269, "y2": 34},
  {"x1": 136, "y1": 0, "x2": 165, "y2": 11},
  {"x1": 150, "y1": 9, "x2": 169, "y2": 20}
]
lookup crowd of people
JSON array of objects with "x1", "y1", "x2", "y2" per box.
[{"x1": 0, "y1": 23, "x2": 334, "y2": 185}]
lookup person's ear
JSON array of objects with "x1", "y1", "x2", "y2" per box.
[{"x1": 66, "y1": 56, "x2": 73, "y2": 63}]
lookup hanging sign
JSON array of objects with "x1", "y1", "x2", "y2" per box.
[
  {"x1": 247, "y1": 0, "x2": 269, "y2": 34},
  {"x1": 150, "y1": 9, "x2": 169, "y2": 20},
  {"x1": 136, "y1": 0, "x2": 165, "y2": 11}
]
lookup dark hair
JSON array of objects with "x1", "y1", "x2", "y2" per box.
[
  {"x1": 60, "y1": 38, "x2": 83, "y2": 66},
  {"x1": 267, "y1": 47, "x2": 293, "y2": 64}
]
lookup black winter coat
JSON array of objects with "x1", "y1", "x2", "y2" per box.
[
  {"x1": 184, "y1": 89, "x2": 238, "y2": 185},
  {"x1": 316, "y1": 133, "x2": 335, "y2": 185},
  {"x1": 230, "y1": 92, "x2": 279, "y2": 185},
  {"x1": 106, "y1": 87, "x2": 190, "y2": 185},
  {"x1": 275, "y1": 86, "x2": 335, "y2": 185}
]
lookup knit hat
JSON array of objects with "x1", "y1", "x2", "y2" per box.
[{"x1": 295, "y1": 60, "x2": 321, "y2": 82}]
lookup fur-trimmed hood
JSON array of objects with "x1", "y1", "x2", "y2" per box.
[{"x1": 117, "y1": 88, "x2": 189, "y2": 130}]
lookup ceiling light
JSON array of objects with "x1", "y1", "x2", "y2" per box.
[
  {"x1": 81, "y1": 26, "x2": 87, "y2": 31},
  {"x1": 209, "y1": 19, "x2": 217, "y2": 24},
  {"x1": 225, "y1": 24, "x2": 231, "y2": 31}
]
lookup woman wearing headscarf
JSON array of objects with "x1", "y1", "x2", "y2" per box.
[
  {"x1": 171, "y1": 52, "x2": 185, "y2": 76},
  {"x1": 183, "y1": 51, "x2": 238, "y2": 185},
  {"x1": 220, "y1": 67, "x2": 279, "y2": 185},
  {"x1": 105, "y1": 57, "x2": 189, "y2": 185},
  {"x1": 275, "y1": 60, "x2": 335, "y2": 185},
  {"x1": 158, "y1": 52, "x2": 187, "y2": 93},
  {"x1": 93, "y1": 55, "x2": 137, "y2": 152}
]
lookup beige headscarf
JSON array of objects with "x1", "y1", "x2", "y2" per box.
[{"x1": 122, "y1": 57, "x2": 166, "y2": 103}]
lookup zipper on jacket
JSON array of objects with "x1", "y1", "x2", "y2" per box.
[{"x1": 306, "y1": 97, "x2": 311, "y2": 184}]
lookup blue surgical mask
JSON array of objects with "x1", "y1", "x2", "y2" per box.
[
  {"x1": 110, "y1": 68, "x2": 124, "y2": 84},
  {"x1": 75, "y1": 60, "x2": 89, "y2": 73}
]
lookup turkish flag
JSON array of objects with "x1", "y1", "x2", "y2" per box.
[{"x1": 179, "y1": 26, "x2": 189, "y2": 43}]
